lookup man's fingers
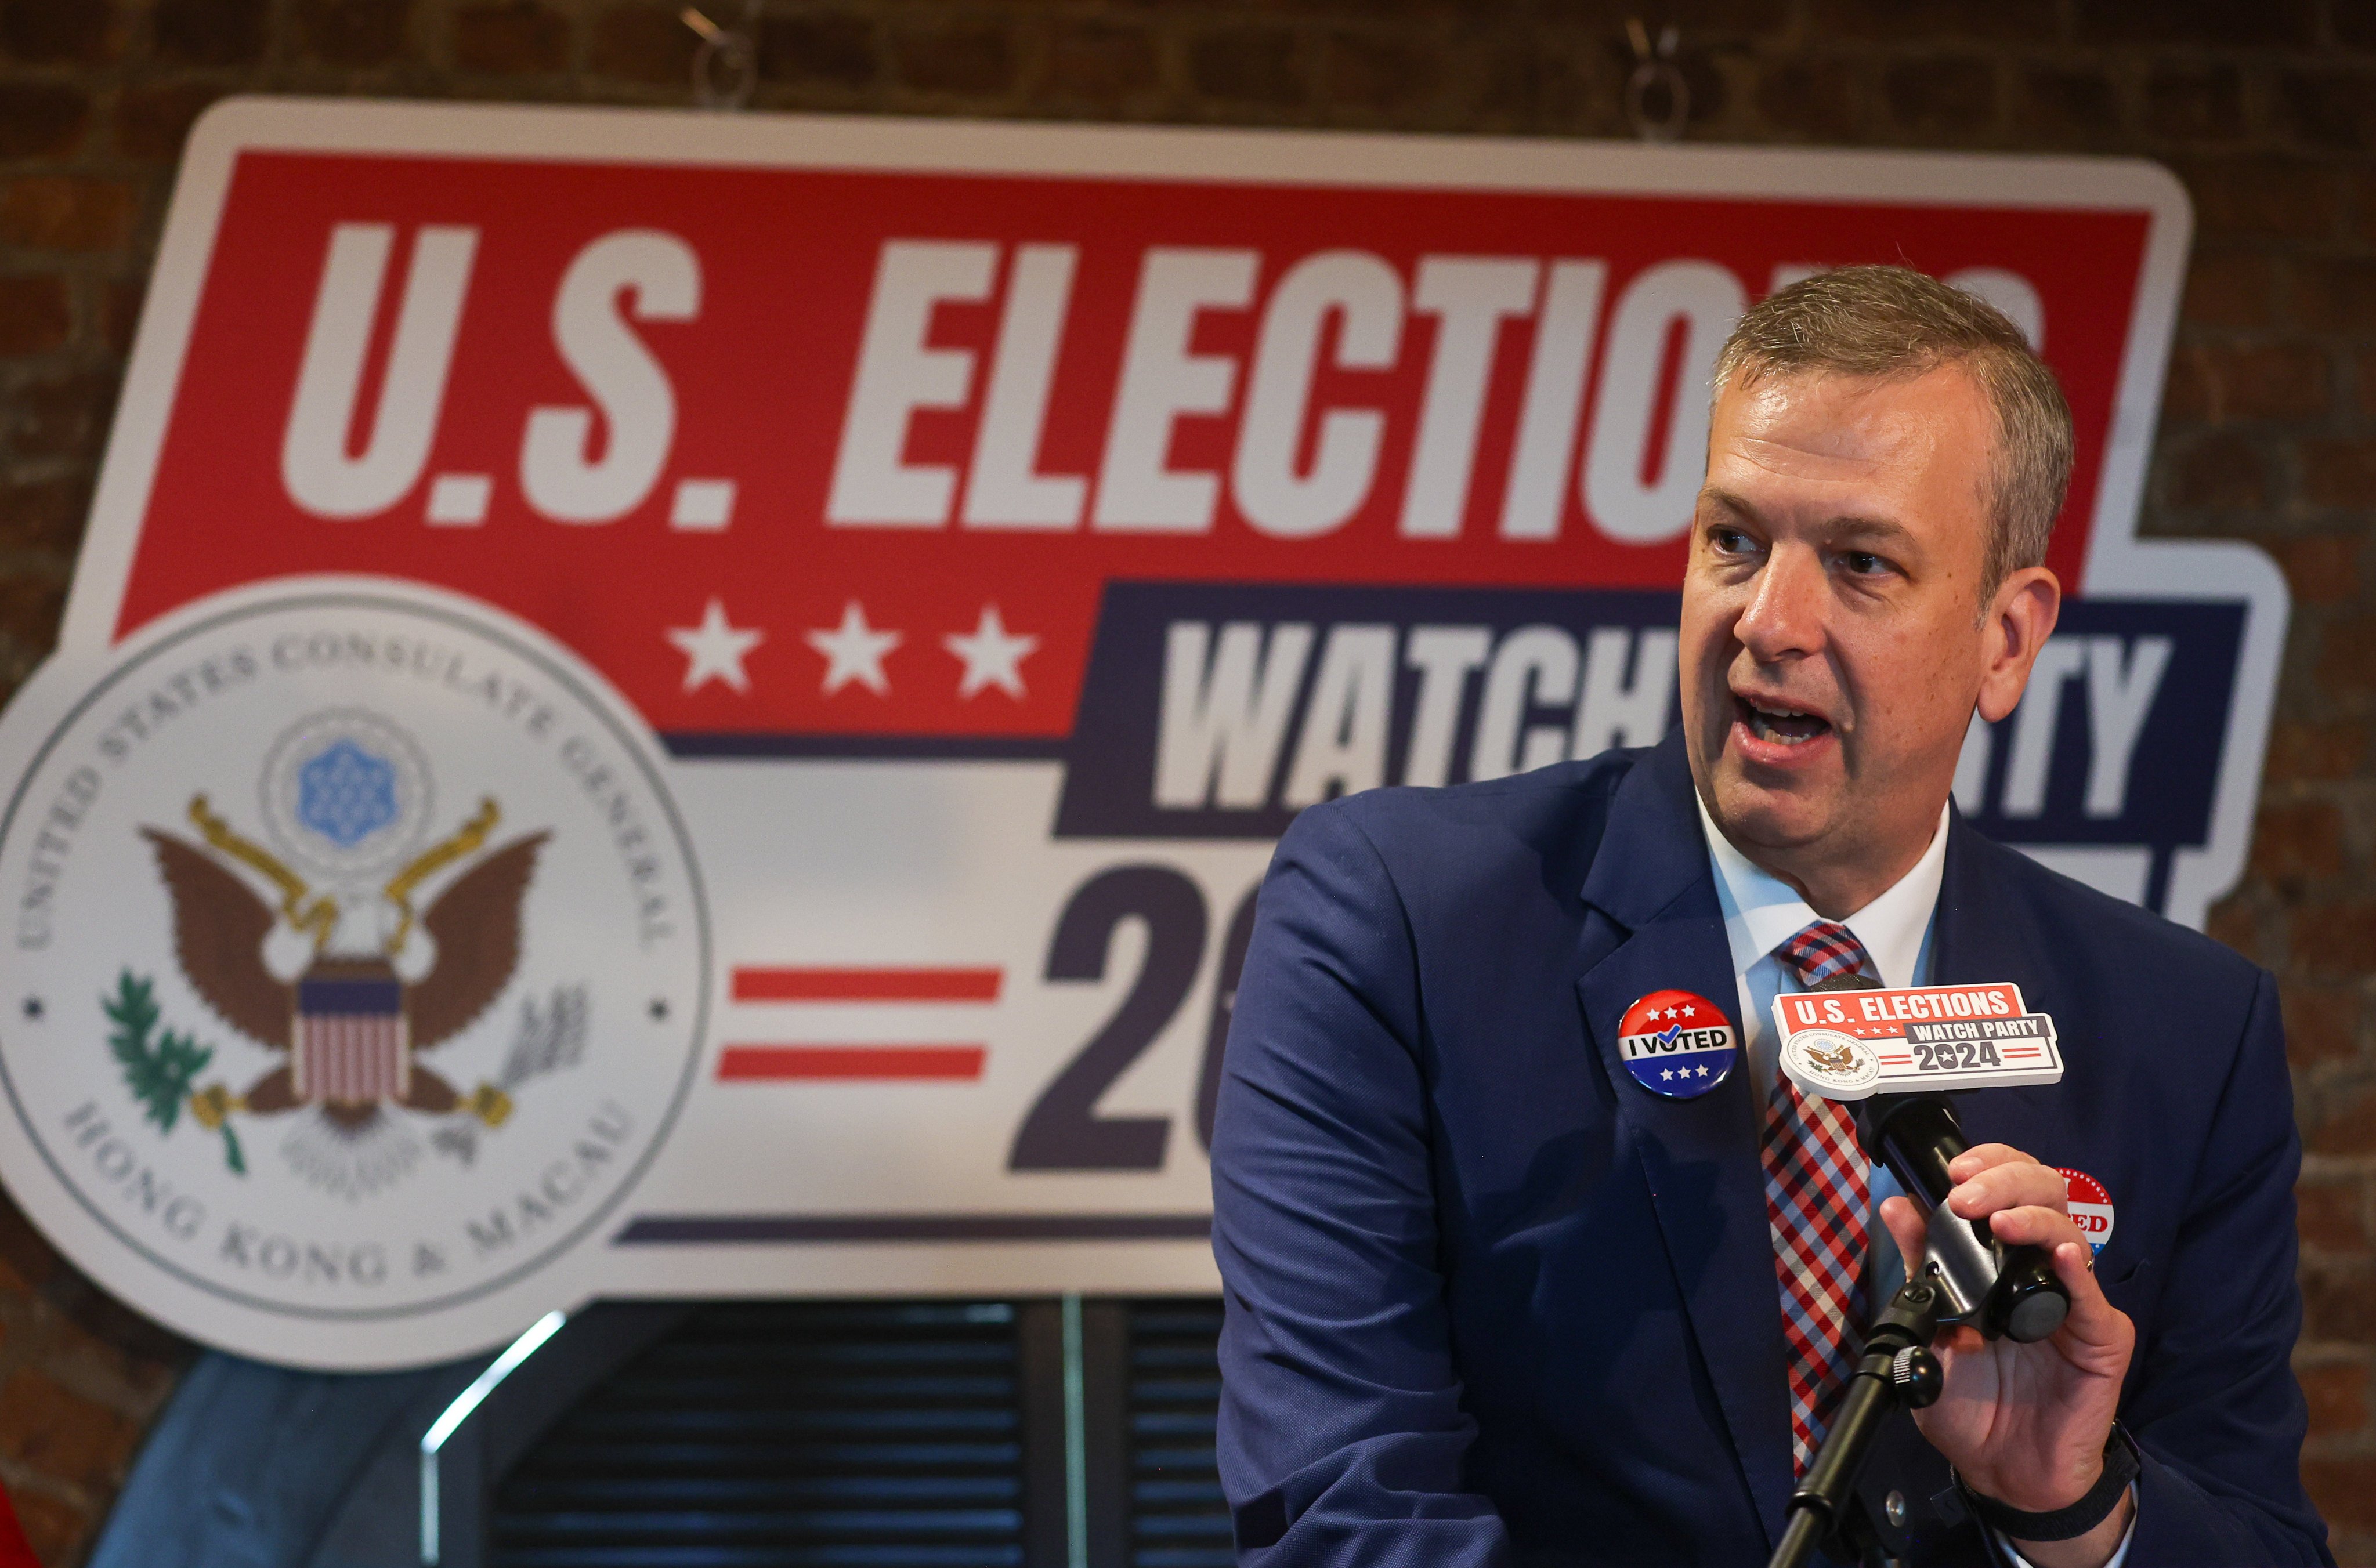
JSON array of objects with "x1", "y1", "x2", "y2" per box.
[
  {"x1": 1982, "y1": 1203, "x2": 2084, "y2": 1251},
  {"x1": 1946, "y1": 1160, "x2": 2068, "y2": 1221},
  {"x1": 1943, "y1": 1143, "x2": 2038, "y2": 1182},
  {"x1": 1879, "y1": 1193, "x2": 1928, "y2": 1277},
  {"x1": 2046, "y1": 1240, "x2": 2133, "y2": 1358}
]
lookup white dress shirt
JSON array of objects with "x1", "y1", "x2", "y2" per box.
[{"x1": 1694, "y1": 795, "x2": 2133, "y2": 1568}]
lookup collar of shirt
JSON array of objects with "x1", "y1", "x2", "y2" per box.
[{"x1": 1693, "y1": 792, "x2": 1953, "y2": 1101}]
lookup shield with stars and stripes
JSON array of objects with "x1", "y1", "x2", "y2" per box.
[{"x1": 291, "y1": 968, "x2": 408, "y2": 1105}]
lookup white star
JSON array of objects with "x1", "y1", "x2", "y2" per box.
[
  {"x1": 805, "y1": 601, "x2": 902, "y2": 696},
  {"x1": 942, "y1": 604, "x2": 1040, "y2": 700},
  {"x1": 1697, "y1": 1064, "x2": 1710, "y2": 1076},
  {"x1": 1682, "y1": 1004, "x2": 1695, "y2": 1016},
  {"x1": 666, "y1": 598, "x2": 764, "y2": 694},
  {"x1": 1661, "y1": 1069, "x2": 1673, "y2": 1081}
]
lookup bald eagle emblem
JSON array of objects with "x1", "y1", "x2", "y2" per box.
[
  {"x1": 1804, "y1": 1041, "x2": 1858, "y2": 1074},
  {"x1": 117, "y1": 713, "x2": 585, "y2": 1198}
]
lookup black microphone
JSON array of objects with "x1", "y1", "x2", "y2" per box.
[
  {"x1": 1805, "y1": 974, "x2": 2070, "y2": 1344},
  {"x1": 1856, "y1": 1092, "x2": 2069, "y2": 1342}
]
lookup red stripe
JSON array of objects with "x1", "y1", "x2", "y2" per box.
[
  {"x1": 718, "y1": 1045, "x2": 987, "y2": 1081},
  {"x1": 298, "y1": 1013, "x2": 404, "y2": 1101},
  {"x1": 732, "y1": 968, "x2": 1003, "y2": 1002}
]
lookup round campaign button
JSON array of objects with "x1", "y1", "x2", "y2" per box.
[
  {"x1": 1618, "y1": 990, "x2": 1738, "y2": 1099},
  {"x1": 2058, "y1": 1168, "x2": 2116, "y2": 1257}
]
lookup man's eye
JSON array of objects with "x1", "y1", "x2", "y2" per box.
[
  {"x1": 1840, "y1": 551, "x2": 1887, "y2": 575},
  {"x1": 1710, "y1": 527, "x2": 1758, "y2": 555}
]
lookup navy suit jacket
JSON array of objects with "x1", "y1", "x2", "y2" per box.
[{"x1": 1210, "y1": 732, "x2": 2327, "y2": 1566}]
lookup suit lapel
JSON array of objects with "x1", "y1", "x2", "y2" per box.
[
  {"x1": 1927, "y1": 813, "x2": 2067, "y2": 1176},
  {"x1": 1930, "y1": 811, "x2": 2037, "y2": 986},
  {"x1": 1574, "y1": 736, "x2": 1795, "y2": 1547}
]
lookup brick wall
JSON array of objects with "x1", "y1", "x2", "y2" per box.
[{"x1": 0, "y1": 0, "x2": 2371, "y2": 1561}]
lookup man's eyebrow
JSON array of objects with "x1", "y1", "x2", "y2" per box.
[
  {"x1": 1825, "y1": 514, "x2": 1918, "y2": 551},
  {"x1": 1696, "y1": 491, "x2": 1916, "y2": 551},
  {"x1": 1699, "y1": 489, "x2": 1759, "y2": 524}
]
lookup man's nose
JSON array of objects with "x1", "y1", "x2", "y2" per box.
[{"x1": 1734, "y1": 545, "x2": 1827, "y2": 662}]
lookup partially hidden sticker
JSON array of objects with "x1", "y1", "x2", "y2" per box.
[
  {"x1": 1774, "y1": 983, "x2": 2064, "y2": 1101},
  {"x1": 2059, "y1": 1168, "x2": 2115, "y2": 1257},
  {"x1": 1779, "y1": 1027, "x2": 1881, "y2": 1100},
  {"x1": 1618, "y1": 990, "x2": 1737, "y2": 1099}
]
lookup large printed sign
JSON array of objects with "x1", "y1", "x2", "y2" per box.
[{"x1": 0, "y1": 99, "x2": 2278, "y2": 1366}]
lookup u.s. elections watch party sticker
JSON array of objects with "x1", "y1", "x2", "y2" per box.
[
  {"x1": 1773, "y1": 983, "x2": 2064, "y2": 1100},
  {"x1": 2059, "y1": 1169, "x2": 2116, "y2": 1257},
  {"x1": 1618, "y1": 991, "x2": 1737, "y2": 1098}
]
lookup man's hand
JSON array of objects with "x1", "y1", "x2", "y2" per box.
[{"x1": 1877, "y1": 1144, "x2": 2136, "y2": 1568}]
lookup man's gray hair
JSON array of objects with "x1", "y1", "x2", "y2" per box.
[{"x1": 1709, "y1": 264, "x2": 2075, "y2": 594}]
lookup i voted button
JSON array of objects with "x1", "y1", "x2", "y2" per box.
[
  {"x1": 2059, "y1": 1168, "x2": 2117, "y2": 1257},
  {"x1": 1618, "y1": 990, "x2": 1738, "y2": 1099}
]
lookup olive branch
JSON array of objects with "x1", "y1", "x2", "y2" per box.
[{"x1": 104, "y1": 971, "x2": 243, "y2": 1175}]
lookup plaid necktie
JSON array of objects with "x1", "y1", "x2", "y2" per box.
[{"x1": 1764, "y1": 919, "x2": 1875, "y2": 1475}]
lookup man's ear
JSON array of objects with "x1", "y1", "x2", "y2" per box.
[{"x1": 1975, "y1": 566, "x2": 2062, "y2": 724}]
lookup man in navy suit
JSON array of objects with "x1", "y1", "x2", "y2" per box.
[{"x1": 1210, "y1": 266, "x2": 2327, "y2": 1567}]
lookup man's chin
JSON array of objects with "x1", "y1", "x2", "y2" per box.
[{"x1": 1701, "y1": 759, "x2": 1841, "y2": 858}]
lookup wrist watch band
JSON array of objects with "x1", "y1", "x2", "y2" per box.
[{"x1": 1957, "y1": 1425, "x2": 2140, "y2": 1544}]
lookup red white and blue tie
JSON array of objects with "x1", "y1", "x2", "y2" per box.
[{"x1": 1764, "y1": 919, "x2": 1875, "y2": 1475}]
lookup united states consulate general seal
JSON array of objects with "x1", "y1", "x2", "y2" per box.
[{"x1": 0, "y1": 580, "x2": 710, "y2": 1367}]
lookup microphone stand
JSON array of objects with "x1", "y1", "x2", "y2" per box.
[{"x1": 1768, "y1": 1280, "x2": 1945, "y2": 1568}]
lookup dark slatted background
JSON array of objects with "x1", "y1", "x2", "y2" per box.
[
  {"x1": 490, "y1": 1300, "x2": 1028, "y2": 1568},
  {"x1": 1124, "y1": 1301, "x2": 1230, "y2": 1568}
]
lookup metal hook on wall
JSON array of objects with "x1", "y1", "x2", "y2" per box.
[
  {"x1": 1624, "y1": 19, "x2": 1689, "y2": 143},
  {"x1": 681, "y1": 2, "x2": 760, "y2": 110}
]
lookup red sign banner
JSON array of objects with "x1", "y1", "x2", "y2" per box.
[{"x1": 107, "y1": 119, "x2": 2150, "y2": 745}]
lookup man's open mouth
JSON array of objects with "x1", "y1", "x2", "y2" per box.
[{"x1": 1735, "y1": 695, "x2": 1832, "y2": 747}]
